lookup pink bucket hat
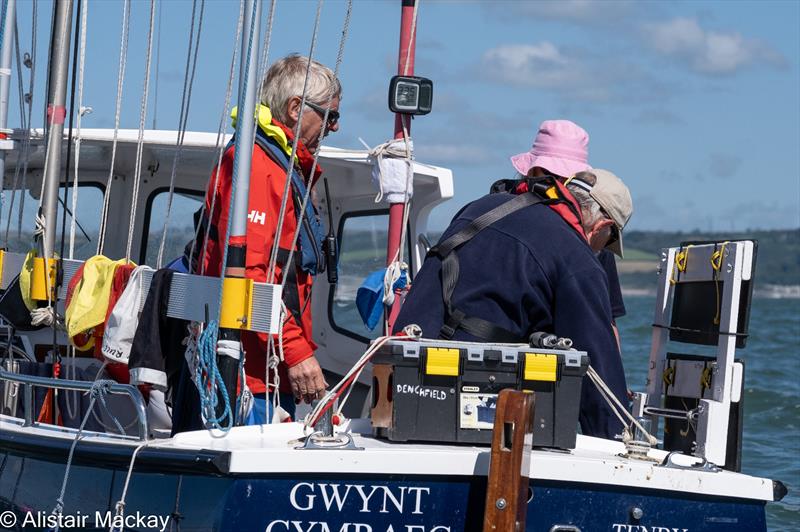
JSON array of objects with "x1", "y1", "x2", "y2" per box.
[{"x1": 510, "y1": 120, "x2": 591, "y2": 178}]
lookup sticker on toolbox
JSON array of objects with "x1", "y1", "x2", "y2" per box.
[{"x1": 460, "y1": 392, "x2": 498, "y2": 430}]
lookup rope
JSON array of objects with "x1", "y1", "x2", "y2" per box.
[
  {"x1": 402, "y1": 0, "x2": 420, "y2": 77},
  {"x1": 265, "y1": 0, "x2": 325, "y2": 284},
  {"x1": 0, "y1": 0, "x2": 8, "y2": 61},
  {"x1": 58, "y1": 0, "x2": 83, "y2": 268},
  {"x1": 195, "y1": 320, "x2": 233, "y2": 429},
  {"x1": 670, "y1": 246, "x2": 690, "y2": 285},
  {"x1": 304, "y1": 334, "x2": 398, "y2": 431},
  {"x1": 50, "y1": 380, "x2": 122, "y2": 529},
  {"x1": 70, "y1": 0, "x2": 90, "y2": 259},
  {"x1": 191, "y1": 0, "x2": 244, "y2": 276},
  {"x1": 15, "y1": 0, "x2": 36, "y2": 241},
  {"x1": 3, "y1": 14, "x2": 22, "y2": 247},
  {"x1": 155, "y1": 0, "x2": 205, "y2": 268},
  {"x1": 586, "y1": 365, "x2": 658, "y2": 446},
  {"x1": 4, "y1": 6, "x2": 34, "y2": 247},
  {"x1": 267, "y1": 0, "x2": 352, "y2": 410},
  {"x1": 152, "y1": 0, "x2": 162, "y2": 129},
  {"x1": 193, "y1": 0, "x2": 258, "y2": 432},
  {"x1": 123, "y1": 0, "x2": 156, "y2": 262},
  {"x1": 110, "y1": 441, "x2": 148, "y2": 531},
  {"x1": 251, "y1": 0, "x2": 279, "y2": 401},
  {"x1": 710, "y1": 242, "x2": 728, "y2": 325},
  {"x1": 97, "y1": 0, "x2": 131, "y2": 255},
  {"x1": 276, "y1": 0, "x2": 351, "y2": 293}
]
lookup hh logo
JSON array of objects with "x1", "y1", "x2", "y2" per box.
[{"x1": 248, "y1": 210, "x2": 266, "y2": 225}]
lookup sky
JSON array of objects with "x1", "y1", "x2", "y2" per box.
[{"x1": 8, "y1": 0, "x2": 800, "y2": 233}]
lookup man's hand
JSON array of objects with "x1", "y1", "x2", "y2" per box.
[{"x1": 287, "y1": 356, "x2": 328, "y2": 404}]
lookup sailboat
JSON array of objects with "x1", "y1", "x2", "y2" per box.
[{"x1": 0, "y1": 1, "x2": 787, "y2": 531}]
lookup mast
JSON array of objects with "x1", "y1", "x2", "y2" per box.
[
  {"x1": 41, "y1": 0, "x2": 74, "y2": 259},
  {"x1": 385, "y1": 0, "x2": 417, "y2": 332},
  {"x1": 217, "y1": 0, "x2": 262, "y2": 425},
  {"x1": 0, "y1": 0, "x2": 16, "y2": 192}
]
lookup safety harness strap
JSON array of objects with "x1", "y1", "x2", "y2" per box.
[{"x1": 430, "y1": 191, "x2": 547, "y2": 342}]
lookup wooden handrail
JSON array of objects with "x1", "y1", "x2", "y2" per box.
[{"x1": 482, "y1": 389, "x2": 535, "y2": 532}]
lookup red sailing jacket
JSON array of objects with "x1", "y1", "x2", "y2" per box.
[{"x1": 199, "y1": 119, "x2": 322, "y2": 395}]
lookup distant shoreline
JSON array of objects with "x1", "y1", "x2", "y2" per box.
[{"x1": 621, "y1": 284, "x2": 800, "y2": 299}]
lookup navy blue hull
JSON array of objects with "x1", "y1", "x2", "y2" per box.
[{"x1": 0, "y1": 449, "x2": 766, "y2": 531}]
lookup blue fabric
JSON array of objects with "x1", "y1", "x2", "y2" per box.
[
  {"x1": 244, "y1": 392, "x2": 297, "y2": 425},
  {"x1": 393, "y1": 192, "x2": 628, "y2": 440},
  {"x1": 356, "y1": 268, "x2": 407, "y2": 330},
  {"x1": 165, "y1": 255, "x2": 190, "y2": 273}
]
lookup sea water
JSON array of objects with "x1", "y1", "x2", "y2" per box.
[{"x1": 617, "y1": 296, "x2": 800, "y2": 531}]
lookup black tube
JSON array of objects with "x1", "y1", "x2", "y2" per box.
[{"x1": 323, "y1": 178, "x2": 338, "y2": 284}]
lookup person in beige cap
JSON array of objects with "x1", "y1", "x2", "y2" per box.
[
  {"x1": 564, "y1": 169, "x2": 633, "y2": 257},
  {"x1": 503, "y1": 120, "x2": 628, "y2": 348},
  {"x1": 395, "y1": 167, "x2": 634, "y2": 439}
]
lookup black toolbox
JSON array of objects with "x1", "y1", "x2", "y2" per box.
[{"x1": 370, "y1": 338, "x2": 588, "y2": 449}]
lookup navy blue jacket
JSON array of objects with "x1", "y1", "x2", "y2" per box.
[{"x1": 394, "y1": 192, "x2": 628, "y2": 439}]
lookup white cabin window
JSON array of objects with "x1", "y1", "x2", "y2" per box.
[
  {"x1": 0, "y1": 184, "x2": 103, "y2": 260},
  {"x1": 141, "y1": 188, "x2": 203, "y2": 267}
]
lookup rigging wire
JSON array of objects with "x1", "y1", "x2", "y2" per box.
[
  {"x1": 263, "y1": 0, "x2": 352, "y2": 413},
  {"x1": 69, "y1": 0, "x2": 89, "y2": 259},
  {"x1": 124, "y1": 0, "x2": 157, "y2": 262},
  {"x1": 58, "y1": 0, "x2": 83, "y2": 267},
  {"x1": 265, "y1": 0, "x2": 324, "y2": 284},
  {"x1": 0, "y1": 0, "x2": 8, "y2": 229},
  {"x1": 190, "y1": 0, "x2": 245, "y2": 276},
  {"x1": 277, "y1": 0, "x2": 351, "y2": 296},
  {"x1": 55, "y1": 0, "x2": 85, "y2": 420},
  {"x1": 196, "y1": 0, "x2": 260, "y2": 432},
  {"x1": 5, "y1": 0, "x2": 36, "y2": 246},
  {"x1": 155, "y1": 0, "x2": 205, "y2": 269},
  {"x1": 96, "y1": 0, "x2": 131, "y2": 256},
  {"x1": 3, "y1": 14, "x2": 24, "y2": 248},
  {"x1": 152, "y1": 0, "x2": 161, "y2": 130}
]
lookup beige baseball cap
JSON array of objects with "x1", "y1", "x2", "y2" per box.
[{"x1": 569, "y1": 169, "x2": 633, "y2": 257}]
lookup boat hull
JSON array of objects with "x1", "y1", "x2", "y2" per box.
[{"x1": 0, "y1": 447, "x2": 766, "y2": 531}]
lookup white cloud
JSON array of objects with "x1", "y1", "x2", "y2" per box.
[
  {"x1": 472, "y1": 42, "x2": 666, "y2": 104},
  {"x1": 478, "y1": 42, "x2": 584, "y2": 90},
  {"x1": 486, "y1": 0, "x2": 637, "y2": 25},
  {"x1": 415, "y1": 143, "x2": 495, "y2": 165},
  {"x1": 642, "y1": 17, "x2": 786, "y2": 75}
]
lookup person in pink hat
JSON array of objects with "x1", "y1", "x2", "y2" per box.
[
  {"x1": 510, "y1": 119, "x2": 592, "y2": 179},
  {"x1": 509, "y1": 119, "x2": 627, "y2": 345}
]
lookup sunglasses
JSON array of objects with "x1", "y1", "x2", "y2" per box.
[{"x1": 304, "y1": 101, "x2": 340, "y2": 127}]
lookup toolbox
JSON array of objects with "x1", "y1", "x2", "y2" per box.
[{"x1": 370, "y1": 338, "x2": 588, "y2": 449}]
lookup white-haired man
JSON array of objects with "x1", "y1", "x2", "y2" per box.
[{"x1": 197, "y1": 54, "x2": 341, "y2": 424}]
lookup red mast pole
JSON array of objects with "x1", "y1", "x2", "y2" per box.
[{"x1": 385, "y1": 0, "x2": 417, "y2": 333}]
